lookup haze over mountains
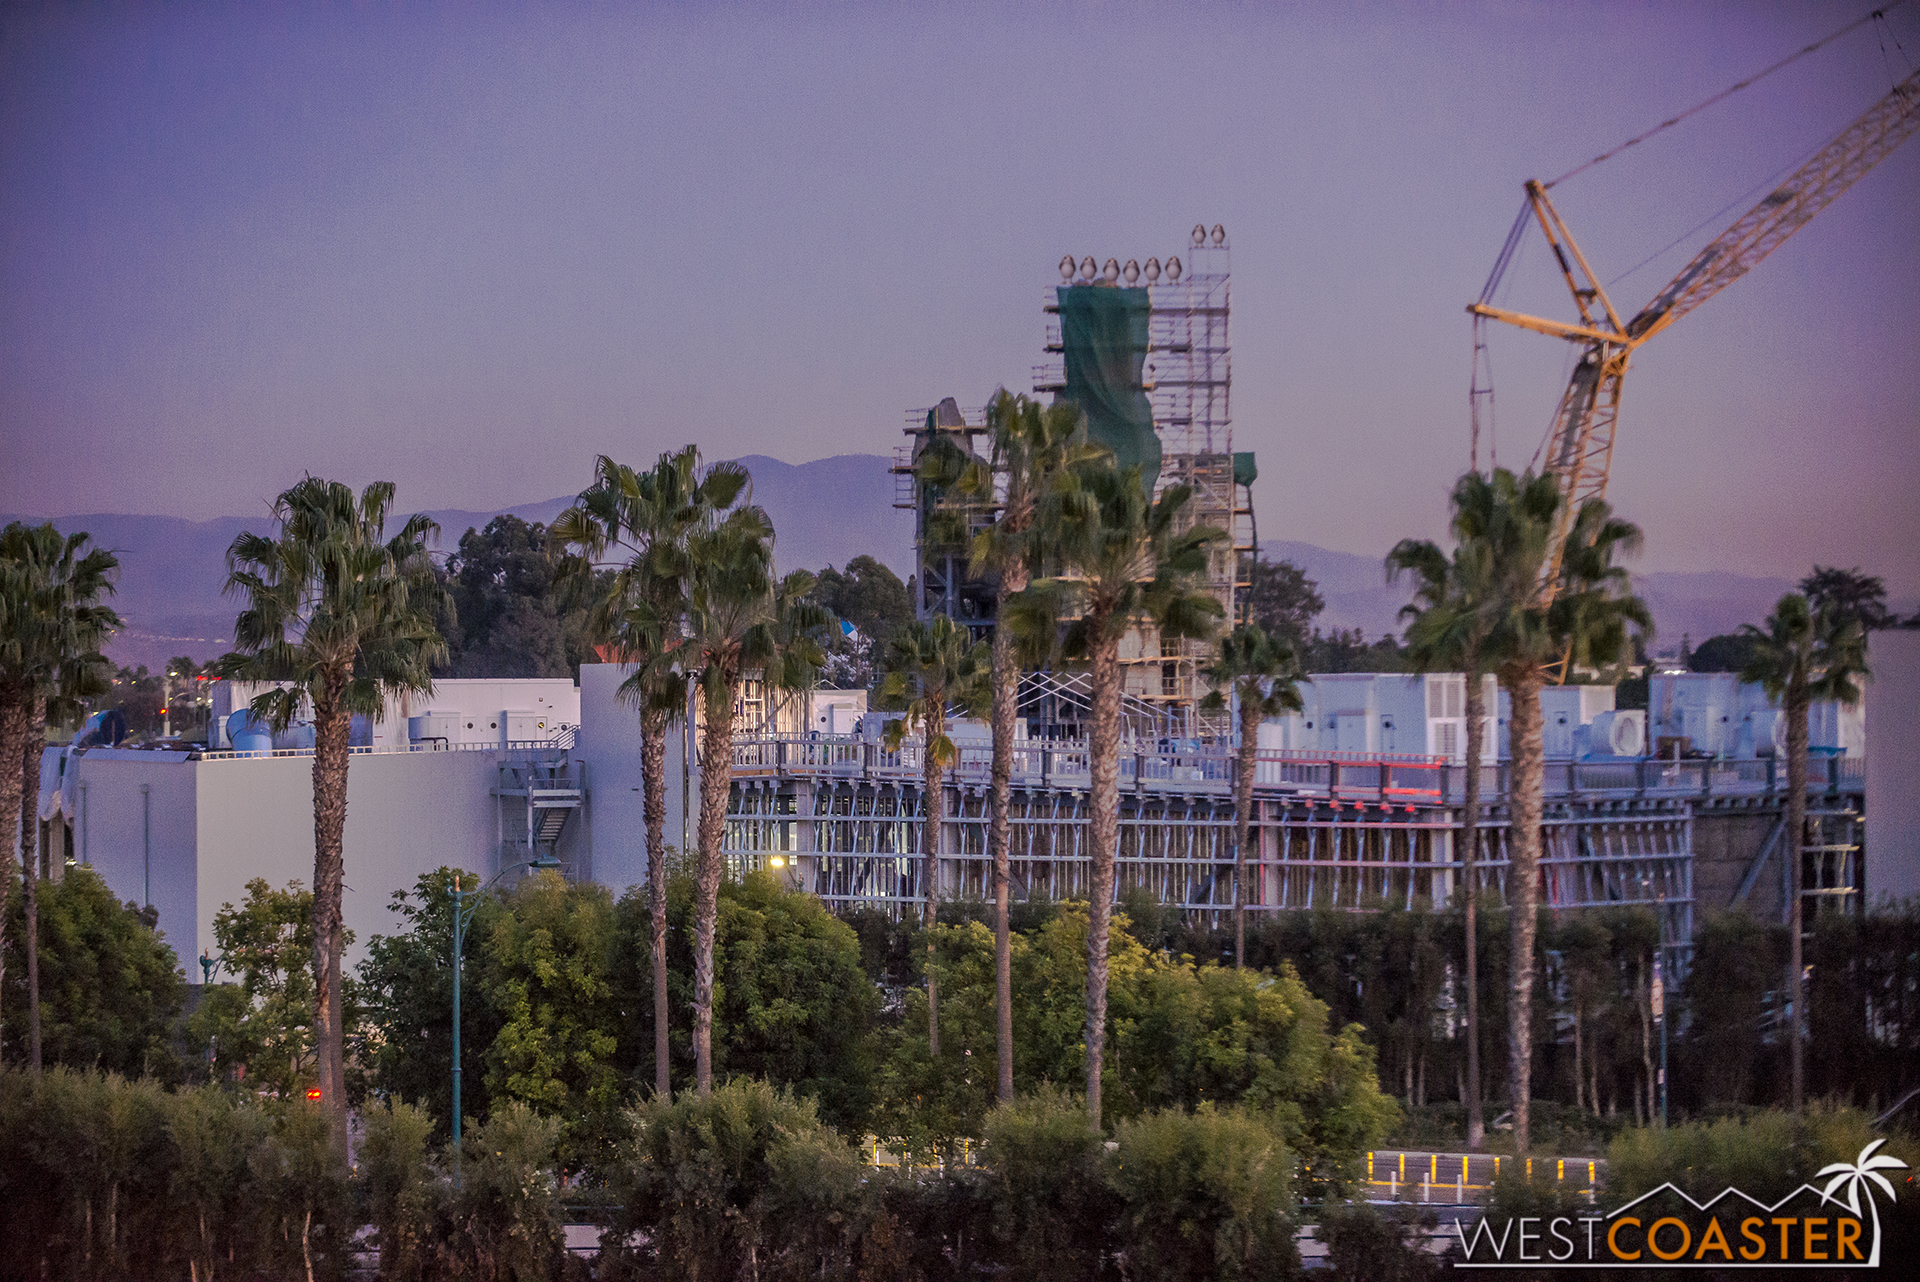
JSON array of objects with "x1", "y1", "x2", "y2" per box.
[{"x1": 6, "y1": 454, "x2": 1899, "y2": 672}]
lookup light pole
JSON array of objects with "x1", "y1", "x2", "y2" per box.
[{"x1": 451, "y1": 854, "x2": 562, "y2": 1188}]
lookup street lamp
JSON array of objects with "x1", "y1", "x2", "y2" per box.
[{"x1": 450, "y1": 853, "x2": 562, "y2": 1188}]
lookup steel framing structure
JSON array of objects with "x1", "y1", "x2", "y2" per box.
[{"x1": 721, "y1": 734, "x2": 1737, "y2": 947}]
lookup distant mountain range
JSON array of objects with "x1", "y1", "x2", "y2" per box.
[
  {"x1": 7, "y1": 454, "x2": 1902, "y2": 670},
  {"x1": 1259, "y1": 540, "x2": 1839, "y2": 655},
  {"x1": 4, "y1": 454, "x2": 913, "y2": 671}
]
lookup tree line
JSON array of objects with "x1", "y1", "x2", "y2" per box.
[{"x1": 3, "y1": 395, "x2": 1907, "y2": 1174}]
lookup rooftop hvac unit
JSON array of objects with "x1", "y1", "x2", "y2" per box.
[
  {"x1": 409, "y1": 712, "x2": 462, "y2": 746},
  {"x1": 1744, "y1": 709, "x2": 1788, "y2": 757},
  {"x1": 1586, "y1": 710, "x2": 1644, "y2": 757}
]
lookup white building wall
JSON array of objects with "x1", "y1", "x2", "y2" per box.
[
  {"x1": 1865, "y1": 631, "x2": 1920, "y2": 906},
  {"x1": 63, "y1": 751, "x2": 199, "y2": 965},
  {"x1": 64, "y1": 746, "x2": 503, "y2": 971},
  {"x1": 575, "y1": 663, "x2": 694, "y2": 899},
  {"x1": 212, "y1": 678, "x2": 580, "y2": 749}
]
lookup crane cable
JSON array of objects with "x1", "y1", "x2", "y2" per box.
[{"x1": 1546, "y1": 1, "x2": 1909, "y2": 189}]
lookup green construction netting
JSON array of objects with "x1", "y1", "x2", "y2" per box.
[
  {"x1": 1055, "y1": 285, "x2": 1158, "y2": 491},
  {"x1": 1233, "y1": 451, "x2": 1258, "y2": 487}
]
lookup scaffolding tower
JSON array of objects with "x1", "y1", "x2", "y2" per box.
[{"x1": 1033, "y1": 225, "x2": 1252, "y2": 734}]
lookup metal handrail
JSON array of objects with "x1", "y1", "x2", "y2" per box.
[
  {"x1": 726, "y1": 734, "x2": 1861, "y2": 803},
  {"x1": 198, "y1": 734, "x2": 575, "y2": 762}
]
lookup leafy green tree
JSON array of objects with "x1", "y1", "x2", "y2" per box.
[
  {"x1": 680, "y1": 503, "x2": 829, "y2": 1095},
  {"x1": 555, "y1": 446, "x2": 750, "y2": 1100},
  {"x1": 472, "y1": 871, "x2": 621, "y2": 1148},
  {"x1": 1678, "y1": 911, "x2": 1784, "y2": 1108},
  {"x1": 931, "y1": 390, "x2": 1099, "y2": 1102},
  {"x1": 1685, "y1": 631, "x2": 1758, "y2": 673},
  {"x1": 2, "y1": 866, "x2": 183, "y2": 1077},
  {"x1": 437, "y1": 514, "x2": 600, "y2": 678},
  {"x1": 878, "y1": 615, "x2": 990, "y2": 1056},
  {"x1": 611, "y1": 871, "x2": 881, "y2": 1135},
  {"x1": 1799, "y1": 565, "x2": 1894, "y2": 632},
  {"x1": 1012, "y1": 457, "x2": 1223, "y2": 1128},
  {"x1": 190, "y1": 877, "x2": 327, "y2": 1097},
  {"x1": 0, "y1": 521, "x2": 119, "y2": 1070},
  {"x1": 355, "y1": 867, "x2": 502, "y2": 1136},
  {"x1": 1741, "y1": 591, "x2": 1869, "y2": 1115},
  {"x1": 1300, "y1": 627, "x2": 1412, "y2": 673},
  {"x1": 1201, "y1": 623, "x2": 1306, "y2": 970},
  {"x1": 1242, "y1": 556, "x2": 1325, "y2": 652},
  {"x1": 810, "y1": 554, "x2": 913, "y2": 688},
  {"x1": 216, "y1": 477, "x2": 449, "y2": 1148}
]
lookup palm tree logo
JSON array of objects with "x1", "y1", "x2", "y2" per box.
[{"x1": 1816, "y1": 1139, "x2": 1909, "y2": 1267}]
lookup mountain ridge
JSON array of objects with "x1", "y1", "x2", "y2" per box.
[{"x1": 9, "y1": 454, "x2": 1904, "y2": 670}]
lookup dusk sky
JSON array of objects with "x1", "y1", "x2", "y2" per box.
[{"x1": 4, "y1": 2, "x2": 1917, "y2": 593}]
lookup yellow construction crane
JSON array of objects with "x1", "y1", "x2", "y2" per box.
[{"x1": 1469, "y1": 63, "x2": 1920, "y2": 597}]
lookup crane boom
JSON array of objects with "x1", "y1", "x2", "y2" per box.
[
  {"x1": 1467, "y1": 64, "x2": 1920, "y2": 607},
  {"x1": 1631, "y1": 66, "x2": 1920, "y2": 343}
]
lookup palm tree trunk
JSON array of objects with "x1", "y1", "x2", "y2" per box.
[
  {"x1": 693, "y1": 679, "x2": 738, "y2": 1096},
  {"x1": 988, "y1": 593, "x2": 1020, "y2": 1103},
  {"x1": 0, "y1": 685, "x2": 27, "y2": 1026},
  {"x1": 1462, "y1": 660, "x2": 1485, "y2": 1150},
  {"x1": 641, "y1": 704, "x2": 672, "y2": 1100},
  {"x1": 1505, "y1": 663, "x2": 1545, "y2": 1156},
  {"x1": 1786, "y1": 674, "x2": 1808, "y2": 1115},
  {"x1": 1085, "y1": 628, "x2": 1122, "y2": 1130},
  {"x1": 310, "y1": 689, "x2": 352, "y2": 1153},
  {"x1": 923, "y1": 711, "x2": 944, "y2": 1059},
  {"x1": 1234, "y1": 692, "x2": 1257, "y2": 969},
  {"x1": 22, "y1": 693, "x2": 47, "y2": 1072}
]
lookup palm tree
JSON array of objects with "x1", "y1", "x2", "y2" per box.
[
  {"x1": 0, "y1": 522, "x2": 119, "y2": 1071},
  {"x1": 217, "y1": 478, "x2": 447, "y2": 1144},
  {"x1": 1012, "y1": 457, "x2": 1223, "y2": 1128},
  {"x1": 878, "y1": 615, "x2": 991, "y2": 1056},
  {"x1": 1740, "y1": 591, "x2": 1868, "y2": 1115},
  {"x1": 1476, "y1": 473, "x2": 1647, "y2": 1155},
  {"x1": 1817, "y1": 1139, "x2": 1910, "y2": 1267},
  {"x1": 1386, "y1": 473, "x2": 1507, "y2": 1149},
  {"x1": 1199, "y1": 623, "x2": 1304, "y2": 970},
  {"x1": 923, "y1": 388, "x2": 1096, "y2": 1101},
  {"x1": 679, "y1": 508, "x2": 829, "y2": 1095},
  {"x1": 553, "y1": 447, "x2": 749, "y2": 1100}
]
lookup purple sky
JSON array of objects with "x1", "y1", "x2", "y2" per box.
[{"x1": 4, "y1": 2, "x2": 1917, "y2": 593}]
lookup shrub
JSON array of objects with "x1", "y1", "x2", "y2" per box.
[
  {"x1": 980, "y1": 1087, "x2": 1114, "y2": 1276},
  {"x1": 1314, "y1": 1202, "x2": 1444, "y2": 1282},
  {"x1": 0, "y1": 1067, "x2": 352, "y2": 1281},
  {"x1": 1106, "y1": 1104, "x2": 1299, "y2": 1282},
  {"x1": 601, "y1": 1077, "x2": 881, "y2": 1282},
  {"x1": 359, "y1": 1098, "x2": 442, "y2": 1282},
  {"x1": 448, "y1": 1100, "x2": 569, "y2": 1282}
]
